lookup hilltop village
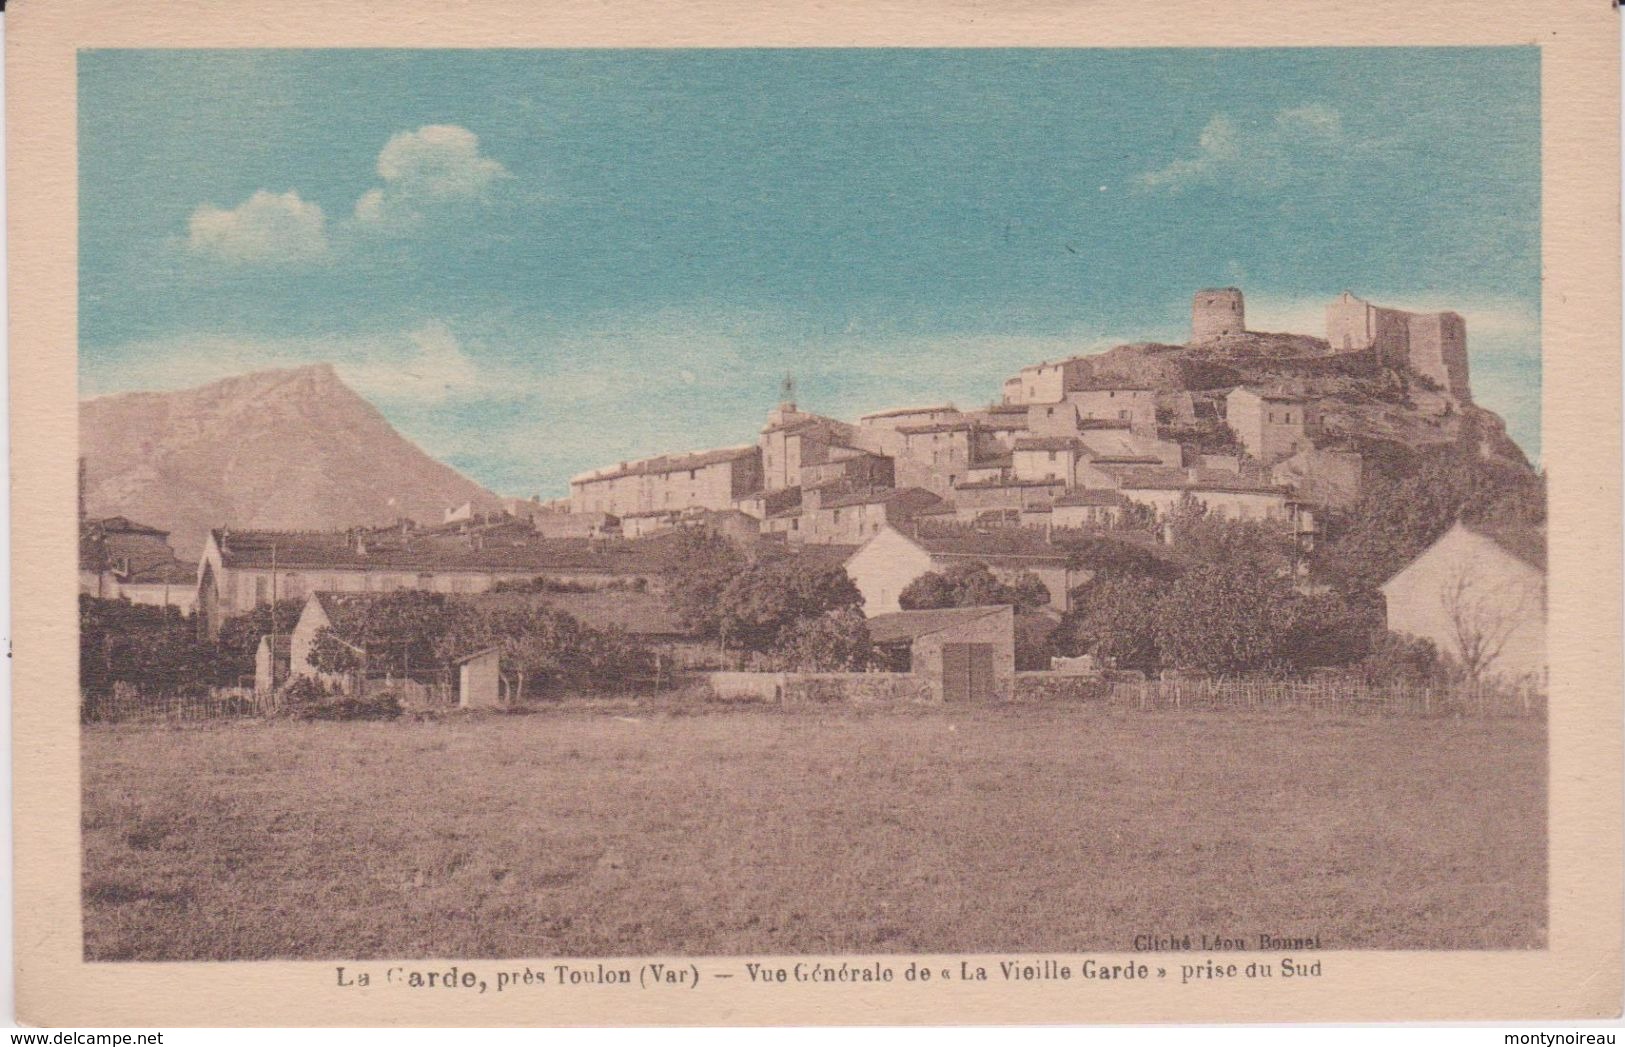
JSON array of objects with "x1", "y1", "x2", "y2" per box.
[{"x1": 80, "y1": 287, "x2": 1548, "y2": 700}]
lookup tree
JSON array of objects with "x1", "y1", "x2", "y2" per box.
[
  {"x1": 769, "y1": 609, "x2": 872, "y2": 671},
  {"x1": 1438, "y1": 557, "x2": 1539, "y2": 682},
  {"x1": 717, "y1": 560, "x2": 864, "y2": 655},
  {"x1": 213, "y1": 597, "x2": 306, "y2": 683},
  {"x1": 1167, "y1": 506, "x2": 1295, "y2": 578},
  {"x1": 1152, "y1": 564, "x2": 1294, "y2": 674},
  {"x1": 79, "y1": 595, "x2": 213, "y2": 697},
  {"x1": 661, "y1": 527, "x2": 748, "y2": 639},
  {"x1": 1053, "y1": 574, "x2": 1167, "y2": 672},
  {"x1": 1058, "y1": 532, "x2": 1180, "y2": 581},
  {"x1": 898, "y1": 562, "x2": 1050, "y2": 613},
  {"x1": 1315, "y1": 442, "x2": 1545, "y2": 592}
]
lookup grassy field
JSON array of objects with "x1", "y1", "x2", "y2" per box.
[{"x1": 81, "y1": 703, "x2": 1545, "y2": 960}]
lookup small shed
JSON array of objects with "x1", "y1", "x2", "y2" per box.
[
  {"x1": 866, "y1": 605, "x2": 1016, "y2": 702},
  {"x1": 254, "y1": 634, "x2": 291, "y2": 695},
  {"x1": 456, "y1": 646, "x2": 504, "y2": 709}
]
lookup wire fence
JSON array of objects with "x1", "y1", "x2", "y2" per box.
[
  {"x1": 1107, "y1": 677, "x2": 1546, "y2": 718},
  {"x1": 81, "y1": 685, "x2": 275, "y2": 724}
]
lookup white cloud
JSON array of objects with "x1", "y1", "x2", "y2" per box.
[
  {"x1": 352, "y1": 125, "x2": 510, "y2": 232},
  {"x1": 185, "y1": 190, "x2": 329, "y2": 265},
  {"x1": 339, "y1": 322, "x2": 491, "y2": 405},
  {"x1": 1138, "y1": 104, "x2": 1347, "y2": 193}
]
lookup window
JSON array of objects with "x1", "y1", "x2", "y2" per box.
[
  {"x1": 254, "y1": 576, "x2": 268, "y2": 604},
  {"x1": 1119, "y1": 410, "x2": 1129, "y2": 421}
]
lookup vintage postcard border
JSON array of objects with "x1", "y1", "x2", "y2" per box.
[{"x1": 10, "y1": 0, "x2": 1622, "y2": 1026}]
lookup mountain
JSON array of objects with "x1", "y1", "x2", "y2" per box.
[{"x1": 79, "y1": 364, "x2": 502, "y2": 559}]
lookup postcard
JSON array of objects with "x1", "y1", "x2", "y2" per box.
[{"x1": 9, "y1": 0, "x2": 1621, "y2": 1027}]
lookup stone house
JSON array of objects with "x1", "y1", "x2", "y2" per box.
[
  {"x1": 857, "y1": 404, "x2": 962, "y2": 430},
  {"x1": 197, "y1": 524, "x2": 681, "y2": 638},
  {"x1": 1269, "y1": 447, "x2": 1364, "y2": 509},
  {"x1": 1026, "y1": 401, "x2": 1081, "y2": 438},
  {"x1": 843, "y1": 524, "x2": 1082, "y2": 616},
  {"x1": 867, "y1": 605, "x2": 1015, "y2": 702},
  {"x1": 950, "y1": 478, "x2": 1067, "y2": 514},
  {"x1": 569, "y1": 444, "x2": 763, "y2": 516},
  {"x1": 532, "y1": 511, "x2": 619, "y2": 540},
  {"x1": 1115, "y1": 467, "x2": 1295, "y2": 523},
  {"x1": 965, "y1": 405, "x2": 1032, "y2": 455},
  {"x1": 286, "y1": 591, "x2": 379, "y2": 689},
  {"x1": 1051, "y1": 489, "x2": 1129, "y2": 529},
  {"x1": 1224, "y1": 386, "x2": 1320, "y2": 465},
  {"x1": 1381, "y1": 521, "x2": 1546, "y2": 685},
  {"x1": 795, "y1": 486, "x2": 943, "y2": 545},
  {"x1": 1066, "y1": 386, "x2": 1158, "y2": 433},
  {"x1": 1011, "y1": 437, "x2": 1085, "y2": 485},
  {"x1": 1001, "y1": 357, "x2": 1091, "y2": 405},
  {"x1": 79, "y1": 515, "x2": 197, "y2": 613}
]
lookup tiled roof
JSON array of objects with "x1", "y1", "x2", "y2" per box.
[
  {"x1": 86, "y1": 515, "x2": 170, "y2": 537},
  {"x1": 817, "y1": 486, "x2": 943, "y2": 516},
  {"x1": 859, "y1": 404, "x2": 958, "y2": 421},
  {"x1": 953, "y1": 478, "x2": 1065, "y2": 491},
  {"x1": 1054, "y1": 489, "x2": 1128, "y2": 508},
  {"x1": 1013, "y1": 437, "x2": 1080, "y2": 452},
  {"x1": 1462, "y1": 521, "x2": 1547, "y2": 573},
  {"x1": 867, "y1": 605, "x2": 1009, "y2": 645},
  {"x1": 897, "y1": 421, "x2": 976, "y2": 435},
  {"x1": 1087, "y1": 454, "x2": 1165, "y2": 466},
  {"x1": 572, "y1": 444, "x2": 757, "y2": 484},
  {"x1": 215, "y1": 527, "x2": 685, "y2": 574},
  {"x1": 122, "y1": 559, "x2": 196, "y2": 585},
  {"x1": 910, "y1": 528, "x2": 1071, "y2": 564},
  {"x1": 777, "y1": 543, "x2": 863, "y2": 572},
  {"x1": 1114, "y1": 467, "x2": 1286, "y2": 495}
]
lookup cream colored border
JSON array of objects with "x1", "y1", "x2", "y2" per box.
[{"x1": 10, "y1": 0, "x2": 1621, "y2": 1026}]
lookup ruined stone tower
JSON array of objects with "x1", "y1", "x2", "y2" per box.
[{"x1": 1191, "y1": 288, "x2": 1246, "y2": 343}]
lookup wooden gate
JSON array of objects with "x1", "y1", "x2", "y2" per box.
[{"x1": 941, "y1": 642, "x2": 995, "y2": 702}]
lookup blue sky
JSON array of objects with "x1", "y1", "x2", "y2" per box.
[{"x1": 79, "y1": 48, "x2": 1541, "y2": 495}]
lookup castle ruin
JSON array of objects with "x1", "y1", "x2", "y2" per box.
[
  {"x1": 1191, "y1": 287, "x2": 1246, "y2": 343},
  {"x1": 1325, "y1": 291, "x2": 1471, "y2": 402}
]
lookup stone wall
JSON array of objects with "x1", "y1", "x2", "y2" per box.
[
  {"x1": 705, "y1": 671, "x2": 935, "y2": 705},
  {"x1": 1012, "y1": 671, "x2": 1111, "y2": 702}
]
